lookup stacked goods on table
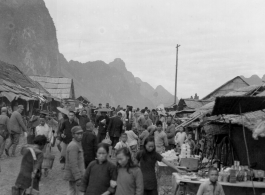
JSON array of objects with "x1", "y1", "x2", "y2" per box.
[
  {"x1": 218, "y1": 161, "x2": 265, "y2": 183},
  {"x1": 180, "y1": 143, "x2": 191, "y2": 158},
  {"x1": 161, "y1": 150, "x2": 179, "y2": 166},
  {"x1": 228, "y1": 169, "x2": 237, "y2": 183}
]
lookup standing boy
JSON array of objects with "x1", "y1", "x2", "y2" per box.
[
  {"x1": 185, "y1": 132, "x2": 195, "y2": 155},
  {"x1": 139, "y1": 125, "x2": 149, "y2": 150},
  {"x1": 114, "y1": 133, "x2": 129, "y2": 151},
  {"x1": 175, "y1": 126, "x2": 187, "y2": 153},
  {"x1": 197, "y1": 167, "x2": 225, "y2": 195}
]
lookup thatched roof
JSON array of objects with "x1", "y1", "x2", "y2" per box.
[
  {"x1": 0, "y1": 60, "x2": 48, "y2": 101},
  {"x1": 0, "y1": 78, "x2": 45, "y2": 102},
  {"x1": 29, "y1": 80, "x2": 51, "y2": 97},
  {"x1": 202, "y1": 76, "x2": 250, "y2": 100},
  {"x1": 29, "y1": 75, "x2": 75, "y2": 99},
  {"x1": 0, "y1": 60, "x2": 36, "y2": 88}
]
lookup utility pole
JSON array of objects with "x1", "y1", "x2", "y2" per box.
[{"x1": 174, "y1": 44, "x2": 180, "y2": 104}]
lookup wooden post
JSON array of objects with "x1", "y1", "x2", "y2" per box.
[{"x1": 174, "y1": 44, "x2": 180, "y2": 105}]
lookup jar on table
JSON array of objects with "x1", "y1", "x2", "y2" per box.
[
  {"x1": 223, "y1": 173, "x2": 229, "y2": 182},
  {"x1": 218, "y1": 173, "x2": 223, "y2": 182}
]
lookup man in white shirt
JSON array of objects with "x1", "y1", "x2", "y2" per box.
[
  {"x1": 36, "y1": 117, "x2": 52, "y2": 141},
  {"x1": 175, "y1": 126, "x2": 187, "y2": 153},
  {"x1": 35, "y1": 117, "x2": 51, "y2": 176}
]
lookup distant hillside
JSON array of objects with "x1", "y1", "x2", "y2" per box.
[
  {"x1": 241, "y1": 75, "x2": 265, "y2": 85},
  {"x1": 135, "y1": 77, "x2": 175, "y2": 107},
  {"x1": 59, "y1": 57, "x2": 155, "y2": 108}
]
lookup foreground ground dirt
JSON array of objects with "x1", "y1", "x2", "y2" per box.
[
  {"x1": 0, "y1": 136, "x2": 173, "y2": 195},
  {"x1": 0, "y1": 137, "x2": 69, "y2": 195}
]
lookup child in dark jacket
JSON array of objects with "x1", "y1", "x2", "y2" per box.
[
  {"x1": 136, "y1": 136, "x2": 183, "y2": 195},
  {"x1": 80, "y1": 143, "x2": 117, "y2": 195}
]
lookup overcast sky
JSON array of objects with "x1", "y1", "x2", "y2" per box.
[{"x1": 44, "y1": 0, "x2": 265, "y2": 99}]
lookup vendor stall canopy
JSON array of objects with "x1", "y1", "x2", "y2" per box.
[
  {"x1": 190, "y1": 85, "x2": 265, "y2": 118},
  {"x1": 212, "y1": 96, "x2": 265, "y2": 115}
]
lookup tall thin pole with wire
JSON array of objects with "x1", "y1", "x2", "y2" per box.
[{"x1": 174, "y1": 44, "x2": 181, "y2": 105}]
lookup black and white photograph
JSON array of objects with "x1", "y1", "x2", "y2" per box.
[{"x1": 0, "y1": 0, "x2": 265, "y2": 195}]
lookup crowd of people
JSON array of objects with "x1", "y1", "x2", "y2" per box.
[{"x1": 0, "y1": 103, "x2": 224, "y2": 195}]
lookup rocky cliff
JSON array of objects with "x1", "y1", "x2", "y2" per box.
[
  {"x1": 0, "y1": 0, "x2": 174, "y2": 108},
  {"x1": 0, "y1": 0, "x2": 61, "y2": 76}
]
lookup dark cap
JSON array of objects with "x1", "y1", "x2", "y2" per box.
[{"x1": 71, "y1": 126, "x2": 83, "y2": 134}]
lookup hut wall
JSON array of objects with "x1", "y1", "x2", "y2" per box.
[{"x1": 231, "y1": 126, "x2": 265, "y2": 170}]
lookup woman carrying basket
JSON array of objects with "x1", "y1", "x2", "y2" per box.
[
  {"x1": 13, "y1": 135, "x2": 47, "y2": 195},
  {"x1": 35, "y1": 117, "x2": 52, "y2": 177}
]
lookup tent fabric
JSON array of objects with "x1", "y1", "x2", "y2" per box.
[
  {"x1": 18, "y1": 94, "x2": 34, "y2": 101},
  {"x1": 191, "y1": 85, "x2": 265, "y2": 118},
  {"x1": 212, "y1": 96, "x2": 265, "y2": 115},
  {"x1": 1, "y1": 91, "x2": 18, "y2": 102},
  {"x1": 221, "y1": 110, "x2": 265, "y2": 132},
  {"x1": 0, "y1": 82, "x2": 45, "y2": 102}
]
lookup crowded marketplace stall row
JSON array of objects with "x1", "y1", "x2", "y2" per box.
[
  {"x1": 169, "y1": 90, "x2": 265, "y2": 195},
  {"x1": 1, "y1": 60, "x2": 265, "y2": 195}
]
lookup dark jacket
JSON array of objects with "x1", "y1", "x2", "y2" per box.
[
  {"x1": 8, "y1": 111, "x2": 27, "y2": 134},
  {"x1": 82, "y1": 130, "x2": 97, "y2": 165},
  {"x1": 15, "y1": 146, "x2": 43, "y2": 190},
  {"x1": 77, "y1": 113, "x2": 90, "y2": 131},
  {"x1": 95, "y1": 115, "x2": 109, "y2": 134},
  {"x1": 59, "y1": 120, "x2": 79, "y2": 144},
  {"x1": 107, "y1": 116, "x2": 123, "y2": 137},
  {"x1": 80, "y1": 160, "x2": 117, "y2": 195}
]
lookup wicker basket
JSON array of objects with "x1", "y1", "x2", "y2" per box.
[{"x1": 42, "y1": 153, "x2": 55, "y2": 169}]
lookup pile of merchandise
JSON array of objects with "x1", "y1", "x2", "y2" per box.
[{"x1": 161, "y1": 150, "x2": 179, "y2": 166}]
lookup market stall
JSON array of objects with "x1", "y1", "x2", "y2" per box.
[
  {"x1": 169, "y1": 96, "x2": 265, "y2": 195},
  {"x1": 172, "y1": 172, "x2": 265, "y2": 195}
]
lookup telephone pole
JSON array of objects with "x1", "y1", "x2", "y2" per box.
[{"x1": 174, "y1": 44, "x2": 180, "y2": 104}]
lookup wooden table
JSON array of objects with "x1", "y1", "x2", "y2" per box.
[{"x1": 172, "y1": 172, "x2": 265, "y2": 195}]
